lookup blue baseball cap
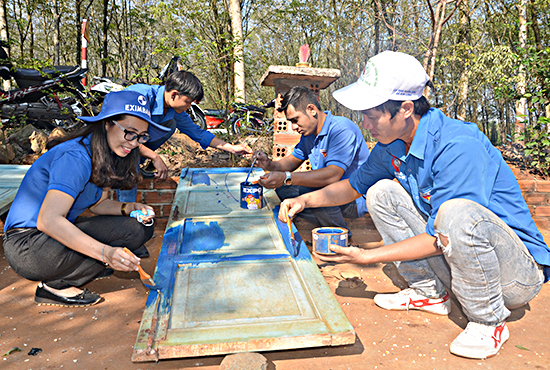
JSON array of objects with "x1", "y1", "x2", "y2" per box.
[{"x1": 78, "y1": 90, "x2": 170, "y2": 142}]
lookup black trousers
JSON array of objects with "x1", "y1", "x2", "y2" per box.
[{"x1": 3, "y1": 215, "x2": 154, "y2": 289}]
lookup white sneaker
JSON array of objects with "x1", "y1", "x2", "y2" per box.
[
  {"x1": 450, "y1": 322, "x2": 509, "y2": 359},
  {"x1": 373, "y1": 288, "x2": 451, "y2": 315}
]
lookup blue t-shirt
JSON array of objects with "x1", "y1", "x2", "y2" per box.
[
  {"x1": 292, "y1": 111, "x2": 370, "y2": 215},
  {"x1": 4, "y1": 135, "x2": 103, "y2": 230},
  {"x1": 349, "y1": 108, "x2": 550, "y2": 279},
  {"x1": 125, "y1": 84, "x2": 215, "y2": 149}
]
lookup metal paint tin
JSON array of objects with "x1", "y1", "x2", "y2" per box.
[
  {"x1": 240, "y1": 181, "x2": 263, "y2": 209},
  {"x1": 312, "y1": 227, "x2": 348, "y2": 255}
]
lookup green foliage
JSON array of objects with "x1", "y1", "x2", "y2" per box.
[{"x1": 518, "y1": 116, "x2": 550, "y2": 177}]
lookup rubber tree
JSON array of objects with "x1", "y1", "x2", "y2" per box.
[
  {"x1": 515, "y1": 0, "x2": 527, "y2": 136},
  {"x1": 229, "y1": 0, "x2": 245, "y2": 103}
]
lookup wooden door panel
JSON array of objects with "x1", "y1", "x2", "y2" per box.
[
  {"x1": 132, "y1": 168, "x2": 355, "y2": 362},
  {"x1": 179, "y1": 216, "x2": 285, "y2": 254}
]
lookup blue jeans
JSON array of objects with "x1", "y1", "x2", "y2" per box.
[
  {"x1": 117, "y1": 118, "x2": 177, "y2": 202},
  {"x1": 366, "y1": 179, "x2": 545, "y2": 325},
  {"x1": 276, "y1": 185, "x2": 359, "y2": 238}
]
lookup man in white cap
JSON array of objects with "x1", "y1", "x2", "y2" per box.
[{"x1": 278, "y1": 50, "x2": 550, "y2": 359}]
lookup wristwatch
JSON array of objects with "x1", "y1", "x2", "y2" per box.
[{"x1": 284, "y1": 171, "x2": 292, "y2": 186}]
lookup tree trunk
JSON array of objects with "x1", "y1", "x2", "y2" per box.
[
  {"x1": 229, "y1": 0, "x2": 245, "y2": 103},
  {"x1": 515, "y1": 0, "x2": 527, "y2": 137},
  {"x1": 422, "y1": 0, "x2": 462, "y2": 99},
  {"x1": 52, "y1": 0, "x2": 60, "y2": 65},
  {"x1": 456, "y1": 0, "x2": 469, "y2": 120},
  {"x1": 373, "y1": 0, "x2": 380, "y2": 54},
  {"x1": 0, "y1": 0, "x2": 8, "y2": 43},
  {"x1": 102, "y1": 0, "x2": 109, "y2": 76},
  {"x1": 0, "y1": 0, "x2": 10, "y2": 90},
  {"x1": 76, "y1": 0, "x2": 81, "y2": 66}
]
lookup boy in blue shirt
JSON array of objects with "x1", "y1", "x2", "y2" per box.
[
  {"x1": 118, "y1": 71, "x2": 252, "y2": 204},
  {"x1": 255, "y1": 86, "x2": 370, "y2": 238},
  {"x1": 278, "y1": 51, "x2": 550, "y2": 359}
]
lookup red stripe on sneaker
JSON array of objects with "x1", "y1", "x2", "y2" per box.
[
  {"x1": 401, "y1": 293, "x2": 450, "y2": 308},
  {"x1": 492, "y1": 323, "x2": 506, "y2": 348}
]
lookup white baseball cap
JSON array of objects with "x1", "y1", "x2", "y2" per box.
[{"x1": 333, "y1": 51, "x2": 430, "y2": 111}]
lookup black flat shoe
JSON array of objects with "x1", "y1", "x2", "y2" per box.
[
  {"x1": 133, "y1": 245, "x2": 150, "y2": 258},
  {"x1": 94, "y1": 267, "x2": 114, "y2": 280},
  {"x1": 34, "y1": 283, "x2": 101, "y2": 307}
]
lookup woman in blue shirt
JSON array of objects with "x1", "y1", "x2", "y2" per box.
[{"x1": 2, "y1": 90, "x2": 169, "y2": 307}]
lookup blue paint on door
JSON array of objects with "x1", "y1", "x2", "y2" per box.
[
  {"x1": 181, "y1": 220, "x2": 227, "y2": 253},
  {"x1": 192, "y1": 172, "x2": 211, "y2": 185}
]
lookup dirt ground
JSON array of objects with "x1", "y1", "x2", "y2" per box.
[
  {"x1": 1, "y1": 135, "x2": 550, "y2": 369},
  {"x1": 1, "y1": 216, "x2": 550, "y2": 370}
]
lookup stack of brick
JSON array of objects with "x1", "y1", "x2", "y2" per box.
[
  {"x1": 518, "y1": 179, "x2": 550, "y2": 232},
  {"x1": 272, "y1": 117, "x2": 310, "y2": 170}
]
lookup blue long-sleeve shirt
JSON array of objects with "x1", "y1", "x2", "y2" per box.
[
  {"x1": 125, "y1": 84, "x2": 214, "y2": 149},
  {"x1": 349, "y1": 108, "x2": 550, "y2": 279}
]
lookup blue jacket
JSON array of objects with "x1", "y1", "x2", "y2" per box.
[
  {"x1": 125, "y1": 84, "x2": 214, "y2": 149},
  {"x1": 349, "y1": 108, "x2": 550, "y2": 278}
]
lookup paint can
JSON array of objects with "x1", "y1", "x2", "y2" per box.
[
  {"x1": 240, "y1": 181, "x2": 263, "y2": 209},
  {"x1": 312, "y1": 227, "x2": 348, "y2": 255}
]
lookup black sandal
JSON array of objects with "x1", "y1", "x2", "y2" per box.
[{"x1": 34, "y1": 283, "x2": 101, "y2": 307}]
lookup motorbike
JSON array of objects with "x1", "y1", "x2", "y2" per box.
[
  {"x1": 90, "y1": 76, "x2": 132, "y2": 103},
  {"x1": 0, "y1": 41, "x2": 95, "y2": 130},
  {"x1": 229, "y1": 100, "x2": 275, "y2": 135}
]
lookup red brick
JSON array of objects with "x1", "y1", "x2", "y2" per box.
[
  {"x1": 273, "y1": 133, "x2": 301, "y2": 146},
  {"x1": 162, "y1": 204, "x2": 172, "y2": 217},
  {"x1": 150, "y1": 205, "x2": 162, "y2": 216},
  {"x1": 153, "y1": 178, "x2": 179, "y2": 189},
  {"x1": 137, "y1": 179, "x2": 154, "y2": 189},
  {"x1": 523, "y1": 192, "x2": 550, "y2": 205},
  {"x1": 534, "y1": 205, "x2": 550, "y2": 217},
  {"x1": 533, "y1": 218, "x2": 550, "y2": 232},
  {"x1": 535, "y1": 181, "x2": 550, "y2": 193},
  {"x1": 144, "y1": 191, "x2": 174, "y2": 204},
  {"x1": 518, "y1": 180, "x2": 536, "y2": 192}
]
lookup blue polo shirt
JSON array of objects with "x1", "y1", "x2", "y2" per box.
[
  {"x1": 4, "y1": 135, "x2": 103, "y2": 230},
  {"x1": 292, "y1": 111, "x2": 370, "y2": 215},
  {"x1": 349, "y1": 108, "x2": 550, "y2": 279},
  {"x1": 125, "y1": 84, "x2": 215, "y2": 149}
]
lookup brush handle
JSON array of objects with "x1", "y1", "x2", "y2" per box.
[
  {"x1": 123, "y1": 247, "x2": 151, "y2": 280},
  {"x1": 244, "y1": 156, "x2": 257, "y2": 184},
  {"x1": 286, "y1": 217, "x2": 295, "y2": 239}
]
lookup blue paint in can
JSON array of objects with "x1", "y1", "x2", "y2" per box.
[
  {"x1": 240, "y1": 181, "x2": 263, "y2": 209},
  {"x1": 312, "y1": 227, "x2": 348, "y2": 255}
]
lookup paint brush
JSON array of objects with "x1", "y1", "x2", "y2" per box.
[
  {"x1": 286, "y1": 216, "x2": 297, "y2": 253},
  {"x1": 244, "y1": 156, "x2": 257, "y2": 184},
  {"x1": 123, "y1": 247, "x2": 160, "y2": 291}
]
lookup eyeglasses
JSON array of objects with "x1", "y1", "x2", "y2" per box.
[{"x1": 111, "y1": 120, "x2": 150, "y2": 144}]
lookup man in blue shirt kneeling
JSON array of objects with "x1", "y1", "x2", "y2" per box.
[
  {"x1": 278, "y1": 51, "x2": 550, "y2": 360},
  {"x1": 255, "y1": 86, "x2": 370, "y2": 239}
]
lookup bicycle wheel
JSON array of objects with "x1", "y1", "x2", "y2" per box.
[{"x1": 232, "y1": 117, "x2": 256, "y2": 135}]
